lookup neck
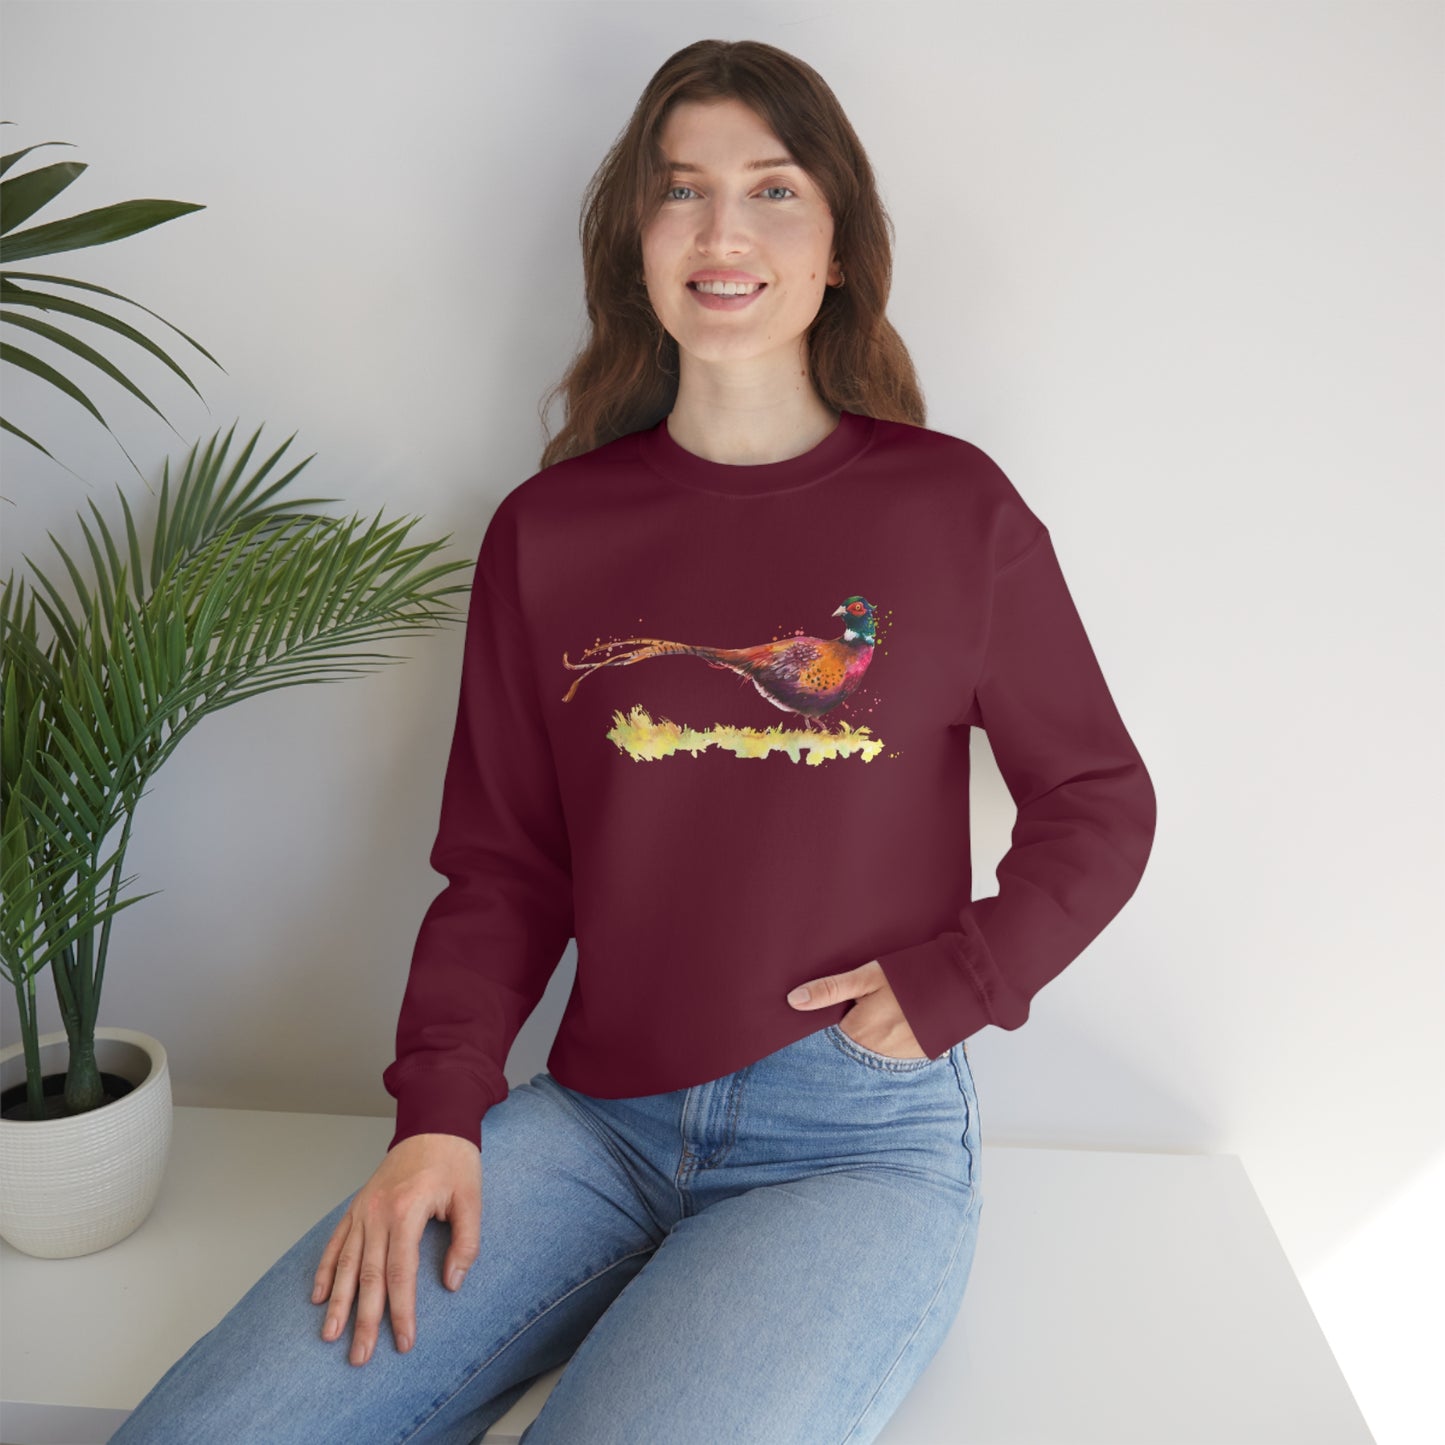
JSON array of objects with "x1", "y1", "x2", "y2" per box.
[{"x1": 664, "y1": 391, "x2": 840, "y2": 468}]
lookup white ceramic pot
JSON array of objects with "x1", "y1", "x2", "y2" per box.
[{"x1": 0, "y1": 1026, "x2": 172, "y2": 1258}]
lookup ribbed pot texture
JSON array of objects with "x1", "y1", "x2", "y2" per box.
[{"x1": 0, "y1": 1028, "x2": 173, "y2": 1258}]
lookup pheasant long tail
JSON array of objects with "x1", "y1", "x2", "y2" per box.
[{"x1": 560, "y1": 637, "x2": 754, "y2": 703}]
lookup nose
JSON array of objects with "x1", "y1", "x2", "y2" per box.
[{"x1": 692, "y1": 194, "x2": 756, "y2": 258}]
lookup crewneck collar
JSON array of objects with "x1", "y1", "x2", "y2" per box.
[{"x1": 635, "y1": 408, "x2": 876, "y2": 497}]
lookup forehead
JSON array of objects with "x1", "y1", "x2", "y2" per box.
[{"x1": 657, "y1": 98, "x2": 794, "y2": 173}]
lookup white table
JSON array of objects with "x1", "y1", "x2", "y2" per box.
[{"x1": 0, "y1": 1106, "x2": 1375, "y2": 1444}]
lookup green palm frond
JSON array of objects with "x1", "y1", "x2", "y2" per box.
[
  {"x1": 20, "y1": 418, "x2": 345, "y2": 656},
  {"x1": 1, "y1": 420, "x2": 475, "y2": 1117},
  {"x1": 0, "y1": 122, "x2": 223, "y2": 487}
]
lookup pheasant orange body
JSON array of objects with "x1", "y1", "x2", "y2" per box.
[{"x1": 561, "y1": 596, "x2": 878, "y2": 728}]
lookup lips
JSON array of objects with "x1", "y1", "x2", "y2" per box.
[
  {"x1": 686, "y1": 272, "x2": 766, "y2": 285},
  {"x1": 686, "y1": 281, "x2": 769, "y2": 312}
]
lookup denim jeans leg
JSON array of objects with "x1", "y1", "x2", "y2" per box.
[
  {"x1": 107, "y1": 1074, "x2": 663, "y2": 1445},
  {"x1": 518, "y1": 1026, "x2": 983, "y2": 1445}
]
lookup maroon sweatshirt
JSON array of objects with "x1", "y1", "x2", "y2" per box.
[{"x1": 382, "y1": 410, "x2": 1156, "y2": 1151}]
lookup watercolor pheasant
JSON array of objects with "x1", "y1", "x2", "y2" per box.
[{"x1": 561, "y1": 596, "x2": 878, "y2": 731}]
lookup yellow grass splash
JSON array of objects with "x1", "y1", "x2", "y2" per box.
[{"x1": 607, "y1": 706, "x2": 884, "y2": 765}]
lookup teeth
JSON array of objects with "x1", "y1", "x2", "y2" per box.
[{"x1": 691, "y1": 280, "x2": 763, "y2": 295}]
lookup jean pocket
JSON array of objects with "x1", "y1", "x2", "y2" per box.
[{"x1": 825, "y1": 1023, "x2": 943, "y2": 1073}]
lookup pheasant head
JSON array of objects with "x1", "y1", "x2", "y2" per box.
[{"x1": 832, "y1": 596, "x2": 878, "y2": 646}]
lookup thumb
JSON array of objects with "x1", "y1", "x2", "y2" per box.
[{"x1": 787, "y1": 966, "x2": 865, "y2": 1010}]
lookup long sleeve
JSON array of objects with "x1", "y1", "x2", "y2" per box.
[
  {"x1": 381, "y1": 522, "x2": 574, "y2": 1152},
  {"x1": 875, "y1": 524, "x2": 1157, "y2": 1060}
]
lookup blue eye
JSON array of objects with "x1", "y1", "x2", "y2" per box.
[{"x1": 663, "y1": 184, "x2": 797, "y2": 202}]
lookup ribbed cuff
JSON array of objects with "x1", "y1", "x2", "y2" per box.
[
  {"x1": 874, "y1": 922, "x2": 996, "y2": 1061},
  {"x1": 387, "y1": 1069, "x2": 500, "y2": 1153}
]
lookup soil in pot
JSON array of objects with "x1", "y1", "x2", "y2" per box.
[{"x1": 1, "y1": 1069, "x2": 137, "y2": 1122}]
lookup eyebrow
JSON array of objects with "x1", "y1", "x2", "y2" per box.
[{"x1": 665, "y1": 157, "x2": 800, "y2": 173}]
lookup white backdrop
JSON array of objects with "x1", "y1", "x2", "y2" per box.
[{"x1": 2, "y1": 3, "x2": 1440, "y2": 1440}]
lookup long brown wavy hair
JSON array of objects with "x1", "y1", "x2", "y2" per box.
[{"x1": 537, "y1": 38, "x2": 926, "y2": 469}]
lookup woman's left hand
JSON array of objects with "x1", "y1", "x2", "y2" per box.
[{"x1": 785, "y1": 959, "x2": 928, "y2": 1059}]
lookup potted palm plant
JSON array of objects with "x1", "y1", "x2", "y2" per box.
[{"x1": 0, "y1": 126, "x2": 474, "y2": 1256}]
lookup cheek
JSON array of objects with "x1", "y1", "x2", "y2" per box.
[
  {"x1": 643, "y1": 210, "x2": 690, "y2": 249},
  {"x1": 637, "y1": 223, "x2": 670, "y2": 275},
  {"x1": 770, "y1": 217, "x2": 832, "y2": 268}
]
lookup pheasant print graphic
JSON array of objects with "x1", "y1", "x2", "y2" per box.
[{"x1": 561, "y1": 596, "x2": 887, "y2": 764}]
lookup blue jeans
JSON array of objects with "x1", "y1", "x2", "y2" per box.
[{"x1": 109, "y1": 1023, "x2": 983, "y2": 1444}]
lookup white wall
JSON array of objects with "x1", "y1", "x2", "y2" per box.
[{"x1": 2, "y1": 2, "x2": 1439, "y2": 1439}]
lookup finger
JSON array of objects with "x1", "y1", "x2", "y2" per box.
[
  {"x1": 803, "y1": 973, "x2": 845, "y2": 1007},
  {"x1": 321, "y1": 1213, "x2": 362, "y2": 1345},
  {"x1": 385, "y1": 1212, "x2": 424, "y2": 1354},
  {"x1": 312, "y1": 1213, "x2": 351, "y2": 1306},
  {"x1": 823, "y1": 964, "x2": 879, "y2": 1004},
  {"x1": 443, "y1": 1179, "x2": 482, "y2": 1292},
  {"x1": 349, "y1": 1211, "x2": 391, "y2": 1366}
]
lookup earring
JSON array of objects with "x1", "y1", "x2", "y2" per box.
[{"x1": 836, "y1": 267, "x2": 846, "y2": 288}]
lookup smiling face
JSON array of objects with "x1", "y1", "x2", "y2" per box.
[{"x1": 640, "y1": 96, "x2": 843, "y2": 375}]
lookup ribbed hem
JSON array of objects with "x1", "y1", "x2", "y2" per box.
[{"x1": 635, "y1": 408, "x2": 876, "y2": 497}]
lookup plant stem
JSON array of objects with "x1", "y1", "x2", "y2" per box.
[
  {"x1": 62, "y1": 1015, "x2": 102, "y2": 1113},
  {"x1": 6, "y1": 968, "x2": 46, "y2": 1119}
]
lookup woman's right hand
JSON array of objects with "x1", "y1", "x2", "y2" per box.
[{"x1": 311, "y1": 1131, "x2": 482, "y2": 1366}]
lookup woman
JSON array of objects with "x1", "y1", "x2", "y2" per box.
[{"x1": 111, "y1": 38, "x2": 1155, "y2": 1445}]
